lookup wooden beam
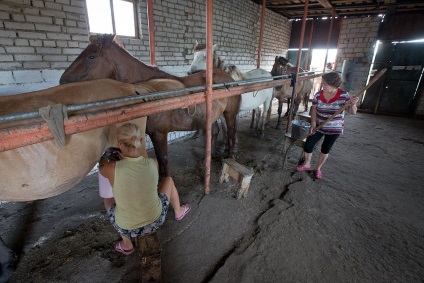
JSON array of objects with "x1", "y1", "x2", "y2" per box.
[
  {"x1": 317, "y1": 0, "x2": 333, "y2": 8},
  {"x1": 268, "y1": 3, "x2": 321, "y2": 9}
]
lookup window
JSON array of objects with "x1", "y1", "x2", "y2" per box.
[{"x1": 86, "y1": 0, "x2": 137, "y2": 37}]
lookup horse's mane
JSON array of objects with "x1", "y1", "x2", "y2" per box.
[
  {"x1": 214, "y1": 54, "x2": 225, "y2": 69},
  {"x1": 193, "y1": 43, "x2": 225, "y2": 69},
  {"x1": 89, "y1": 33, "x2": 125, "y2": 50},
  {"x1": 278, "y1": 56, "x2": 292, "y2": 66},
  {"x1": 193, "y1": 43, "x2": 206, "y2": 52},
  {"x1": 87, "y1": 33, "x2": 162, "y2": 70},
  {"x1": 277, "y1": 56, "x2": 308, "y2": 72}
]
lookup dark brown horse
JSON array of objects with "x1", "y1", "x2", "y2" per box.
[{"x1": 60, "y1": 34, "x2": 239, "y2": 177}]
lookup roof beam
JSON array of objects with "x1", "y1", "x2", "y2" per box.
[
  {"x1": 317, "y1": 0, "x2": 333, "y2": 8},
  {"x1": 268, "y1": 3, "x2": 322, "y2": 9}
]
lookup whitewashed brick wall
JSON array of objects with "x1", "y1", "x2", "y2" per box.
[
  {"x1": 335, "y1": 16, "x2": 381, "y2": 96},
  {"x1": 0, "y1": 0, "x2": 88, "y2": 94},
  {"x1": 0, "y1": 0, "x2": 291, "y2": 147},
  {"x1": 0, "y1": 0, "x2": 291, "y2": 96}
]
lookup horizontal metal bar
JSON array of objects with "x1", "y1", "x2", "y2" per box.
[
  {"x1": 0, "y1": 73, "x2": 304, "y2": 124},
  {"x1": 0, "y1": 72, "x2": 322, "y2": 152}
]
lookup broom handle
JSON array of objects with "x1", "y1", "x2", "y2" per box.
[{"x1": 294, "y1": 68, "x2": 387, "y2": 144}]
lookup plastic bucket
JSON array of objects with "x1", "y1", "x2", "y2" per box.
[{"x1": 291, "y1": 119, "x2": 310, "y2": 139}]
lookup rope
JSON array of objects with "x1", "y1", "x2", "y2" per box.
[{"x1": 187, "y1": 104, "x2": 197, "y2": 116}]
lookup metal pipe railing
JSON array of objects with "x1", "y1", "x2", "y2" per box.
[
  {"x1": 0, "y1": 72, "x2": 322, "y2": 152},
  {"x1": 0, "y1": 73, "x2": 318, "y2": 124}
]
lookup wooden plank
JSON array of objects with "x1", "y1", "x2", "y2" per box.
[
  {"x1": 222, "y1": 158, "x2": 253, "y2": 177},
  {"x1": 220, "y1": 159, "x2": 254, "y2": 199}
]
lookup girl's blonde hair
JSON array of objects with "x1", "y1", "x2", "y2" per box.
[{"x1": 117, "y1": 123, "x2": 143, "y2": 149}]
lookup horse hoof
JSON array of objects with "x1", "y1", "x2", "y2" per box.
[
  {"x1": 229, "y1": 147, "x2": 238, "y2": 156},
  {"x1": 275, "y1": 124, "x2": 282, "y2": 130},
  {"x1": 217, "y1": 147, "x2": 226, "y2": 154},
  {"x1": 265, "y1": 123, "x2": 270, "y2": 129}
]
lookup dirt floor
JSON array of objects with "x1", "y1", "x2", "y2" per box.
[{"x1": 1, "y1": 103, "x2": 424, "y2": 283}]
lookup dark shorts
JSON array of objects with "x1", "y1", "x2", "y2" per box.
[{"x1": 109, "y1": 193, "x2": 170, "y2": 238}]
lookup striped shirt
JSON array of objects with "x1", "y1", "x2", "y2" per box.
[{"x1": 312, "y1": 89, "x2": 351, "y2": 135}]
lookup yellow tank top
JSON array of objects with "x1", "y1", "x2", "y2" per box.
[{"x1": 113, "y1": 156, "x2": 161, "y2": 230}]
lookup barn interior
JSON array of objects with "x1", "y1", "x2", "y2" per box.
[{"x1": 1, "y1": 0, "x2": 424, "y2": 282}]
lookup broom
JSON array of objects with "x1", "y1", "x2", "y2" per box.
[{"x1": 282, "y1": 68, "x2": 387, "y2": 167}]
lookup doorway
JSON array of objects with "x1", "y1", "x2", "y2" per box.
[{"x1": 361, "y1": 41, "x2": 424, "y2": 116}]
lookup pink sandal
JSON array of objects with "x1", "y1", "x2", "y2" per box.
[
  {"x1": 114, "y1": 241, "x2": 134, "y2": 255},
  {"x1": 296, "y1": 164, "x2": 311, "y2": 172},
  {"x1": 314, "y1": 169, "x2": 323, "y2": 179},
  {"x1": 175, "y1": 204, "x2": 191, "y2": 221}
]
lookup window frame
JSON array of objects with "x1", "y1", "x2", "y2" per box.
[{"x1": 86, "y1": 0, "x2": 139, "y2": 38}]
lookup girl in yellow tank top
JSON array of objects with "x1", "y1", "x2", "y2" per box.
[{"x1": 99, "y1": 123, "x2": 191, "y2": 255}]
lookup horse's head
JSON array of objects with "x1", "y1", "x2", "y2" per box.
[
  {"x1": 224, "y1": 64, "x2": 245, "y2": 81},
  {"x1": 188, "y1": 42, "x2": 223, "y2": 74},
  {"x1": 271, "y1": 56, "x2": 291, "y2": 76},
  {"x1": 271, "y1": 56, "x2": 291, "y2": 90},
  {"x1": 60, "y1": 34, "x2": 118, "y2": 84}
]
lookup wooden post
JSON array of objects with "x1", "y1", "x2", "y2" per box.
[
  {"x1": 147, "y1": 0, "x2": 157, "y2": 67},
  {"x1": 322, "y1": 9, "x2": 336, "y2": 72},
  {"x1": 286, "y1": 0, "x2": 309, "y2": 133},
  {"x1": 204, "y1": 0, "x2": 213, "y2": 195},
  {"x1": 256, "y1": 0, "x2": 266, "y2": 69},
  {"x1": 137, "y1": 233, "x2": 162, "y2": 282},
  {"x1": 304, "y1": 19, "x2": 314, "y2": 70}
]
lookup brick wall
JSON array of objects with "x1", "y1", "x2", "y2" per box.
[
  {"x1": 0, "y1": 0, "x2": 291, "y2": 95},
  {"x1": 0, "y1": 0, "x2": 88, "y2": 94},
  {"x1": 0, "y1": 0, "x2": 291, "y2": 148},
  {"x1": 335, "y1": 16, "x2": 381, "y2": 96}
]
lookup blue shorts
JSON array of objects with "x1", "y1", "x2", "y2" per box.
[{"x1": 109, "y1": 193, "x2": 169, "y2": 238}]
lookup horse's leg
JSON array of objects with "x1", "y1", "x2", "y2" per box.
[
  {"x1": 223, "y1": 99, "x2": 239, "y2": 157},
  {"x1": 303, "y1": 92, "x2": 309, "y2": 111},
  {"x1": 250, "y1": 110, "x2": 256, "y2": 129},
  {"x1": 276, "y1": 99, "x2": 283, "y2": 130},
  {"x1": 211, "y1": 120, "x2": 221, "y2": 155},
  {"x1": 259, "y1": 98, "x2": 271, "y2": 139},
  {"x1": 217, "y1": 115, "x2": 227, "y2": 154},
  {"x1": 148, "y1": 131, "x2": 170, "y2": 178},
  {"x1": 265, "y1": 98, "x2": 273, "y2": 128},
  {"x1": 292, "y1": 95, "x2": 301, "y2": 120},
  {"x1": 255, "y1": 106, "x2": 263, "y2": 138},
  {"x1": 284, "y1": 98, "x2": 291, "y2": 118},
  {"x1": 254, "y1": 106, "x2": 260, "y2": 135},
  {"x1": 234, "y1": 114, "x2": 240, "y2": 153}
]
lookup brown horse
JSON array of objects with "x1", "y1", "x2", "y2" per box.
[
  {"x1": 0, "y1": 78, "x2": 185, "y2": 201},
  {"x1": 268, "y1": 56, "x2": 313, "y2": 129},
  {"x1": 60, "y1": 34, "x2": 239, "y2": 177}
]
